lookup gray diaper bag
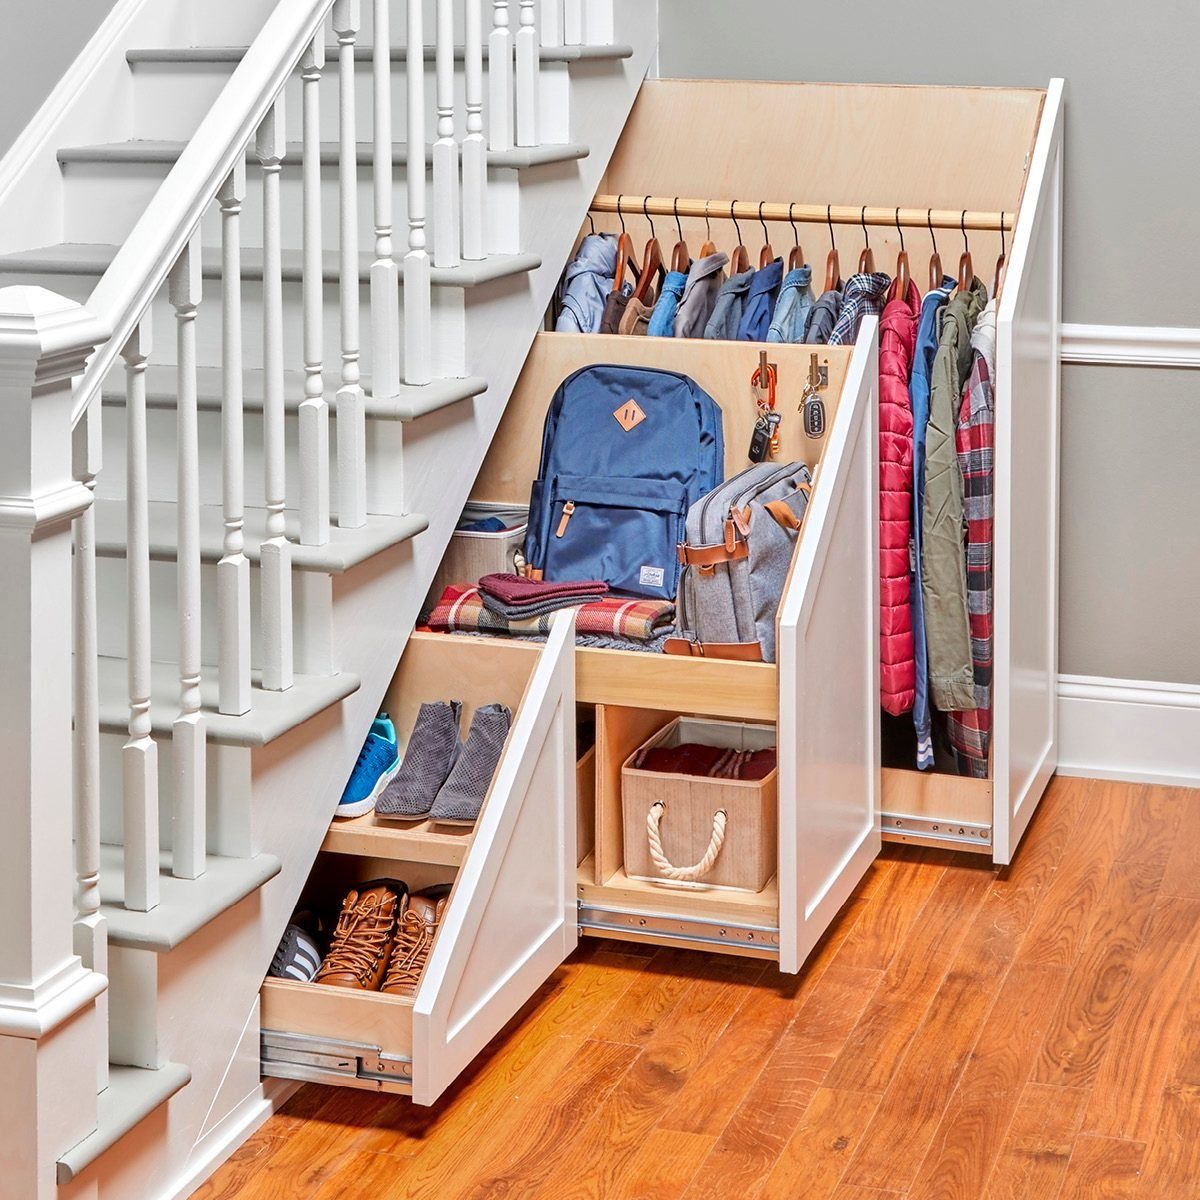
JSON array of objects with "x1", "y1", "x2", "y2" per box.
[{"x1": 665, "y1": 461, "x2": 813, "y2": 664}]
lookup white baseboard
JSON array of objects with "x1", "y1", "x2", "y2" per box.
[
  {"x1": 160, "y1": 1079, "x2": 299, "y2": 1200},
  {"x1": 1057, "y1": 674, "x2": 1200, "y2": 789},
  {"x1": 1062, "y1": 323, "x2": 1200, "y2": 368}
]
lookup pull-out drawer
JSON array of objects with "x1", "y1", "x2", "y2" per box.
[{"x1": 261, "y1": 615, "x2": 577, "y2": 1105}]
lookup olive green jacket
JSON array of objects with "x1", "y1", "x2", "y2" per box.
[{"x1": 921, "y1": 276, "x2": 986, "y2": 712}]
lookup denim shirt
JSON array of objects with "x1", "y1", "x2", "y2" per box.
[
  {"x1": 736, "y1": 258, "x2": 784, "y2": 341},
  {"x1": 703, "y1": 269, "x2": 755, "y2": 340},
  {"x1": 647, "y1": 269, "x2": 689, "y2": 337},
  {"x1": 766, "y1": 265, "x2": 814, "y2": 343},
  {"x1": 554, "y1": 234, "x2": 616, "y2": 333},
  {"x1": 909, "y1": 276, "x2": 956, "y2": 769},
  {"x1": 674, "y1": 252, "x2": 728, "y2": 338}
]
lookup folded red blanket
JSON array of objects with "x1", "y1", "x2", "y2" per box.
[
  {"x1": 478, "y1": 572, "x2": 608, "y2": 605},
  {"x1": 631, "y1": 743, "x2": 777, "y2": 781}
]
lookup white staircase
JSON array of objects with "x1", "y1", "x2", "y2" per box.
[{"x1": 0, "y1": 0, "x2": 657, "y2": 1195}]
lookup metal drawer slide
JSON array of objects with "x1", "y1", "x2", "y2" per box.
[
  {"x1": 578, "y1": 901, "x2": 780, "y2": 955},
  {"x1": 261, "y1": 1029, "x2": 413, "y2": 1092}
]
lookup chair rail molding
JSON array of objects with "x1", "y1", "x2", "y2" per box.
[{"x1": 1062, "y1": 322, "x2": 1200, "y2": 368}]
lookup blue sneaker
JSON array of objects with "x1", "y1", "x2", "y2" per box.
[{"x1": 336, "y1": 714, "x2": 400, "y2": 818}]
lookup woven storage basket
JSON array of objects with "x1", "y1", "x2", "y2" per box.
[{"x1": 622, "y1": 717, "x2": 777, "y2": 893}]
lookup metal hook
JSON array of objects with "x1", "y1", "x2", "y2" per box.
[
  {"x1": 758, "y1": 200, "x2": 770, "y2": 247},
  {"x1": 788, "y1": 202, "x2": 800, "y2": 248},
  {"x1": 1000, "y1": 212, "x2": 1007, "y2": 259},
  {"x1": 860, "y1": 204, "x2": 869, "y2": 253},
  {"x1": 704, "y1": 198, "x2": 712, "y2": 245},
  {"x1": 587, "y1": 210, "x2": 596, "y2": 236},
  {"x1": 731, "y1": 200, "x2": 743, "y2": 246},
  {"x1": 643, "y1": 195, "x2": 656, "y2": 242},
  {"x1": 927, "y1": 207, "x2": 938, "y2": 256},
  {"x1": 616, "y1": 194, "x2": 626, "y2": 236},
  {"x1": 961, "y1": 210, "x2": 969, "y2": 254},
  {"x1": 827, "y1": 204, "x2": 836, "y2": 251},
  {"x1": 673, "y1": 197, "x2": 683, "y2": 246},
  {"x1": 895, "y1": 207, "x2": 904, "y2": 254}
]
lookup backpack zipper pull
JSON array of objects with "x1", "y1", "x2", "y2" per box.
[{"x1": 555, "y1": 500, "x2": 576, "y2": 538}]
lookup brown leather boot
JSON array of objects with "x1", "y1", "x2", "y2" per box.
[
  {"x1": 314, "y1": 880, "x2": 407, "y2": 991},
  {"x1": 380, "y1": 884, "x2": 452, "y2": 997}
]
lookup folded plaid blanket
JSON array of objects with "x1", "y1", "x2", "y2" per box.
[{"x1": 428, "y1": 584, "x2": 673, "y2": 642}]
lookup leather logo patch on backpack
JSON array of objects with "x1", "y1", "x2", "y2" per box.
[{"x1": 613, "y1": 399, "x2": 646, "y2": 432}]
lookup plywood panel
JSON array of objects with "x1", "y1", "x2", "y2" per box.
[{"x1": 471, "y1": 333, "x2": 850, "y2": 506}]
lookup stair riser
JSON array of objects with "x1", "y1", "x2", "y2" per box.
[
  {"x1": 0, "y1": 269, "x2": 468, "y2": 380},
  {"x1": 107, "y1": 947, "x2": 160, "y2": 1069}
]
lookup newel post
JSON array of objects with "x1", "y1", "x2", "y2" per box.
[{"x1": 0, "y1": 286, "x2": 109, "y2": 1198}]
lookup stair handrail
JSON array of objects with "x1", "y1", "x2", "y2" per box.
[{"x1": 69, "y1": 0, "x2": 336, "y2": 428}]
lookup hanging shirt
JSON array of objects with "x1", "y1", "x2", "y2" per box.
[
  {"x1": 599, "y1": 281, "x2": 632, "y2": 334},
  {"x1": 674, "y1": 251, "x2": 729, "y2": 338},
  {"x1": 766, "y1": 265, "x2": 814, "y2": 343},
  {"x1": 647, "y1": 269, "x2": 689, "y2": 337},
  {"x1": 703, "y1": 269, "x2": 755, "y2": 340},
  {"x1": 554, "y1": 234, "x2": 617, "y2": 334},
  {"x1": 618, "y1": 292, "x2": 656, "y2": 336},
  {"x1": 736, "y1": 257, "x2": 784, "y2": 341},
  {"x1": 909, "y1": 275, "x2": 956, "y2": 770},
  {"x1": 947, "y1": 299, "x2": 997, "y2": 778},
  {"x1": 803, "y1": 289, "x2": 843, "y2": 344},
  {"x1": 828, "y1": 271, "x2": 892, "y2": 345},
  {"x1": 922, "y1": 276, "x2": 987, "y2": 715}
]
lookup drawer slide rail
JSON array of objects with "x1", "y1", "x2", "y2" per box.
[
  {"x1": 261, "y1": 1029, "x2": 413, "y2": 1091},
  {"x1": 578, "y1": 901, "x2": 780, "y2": 954}
]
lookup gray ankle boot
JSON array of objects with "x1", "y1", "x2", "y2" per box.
[
  {"x1": 376, "y1": 701, "x2": 462, "y2": 820},
  {"x1": 429, "y1": 704, "x2": 512, "y2": 825}
]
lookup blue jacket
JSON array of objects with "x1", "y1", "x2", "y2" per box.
[
  {"x1": 766, "y1": 265, "x2": 814, "y2": 342},
  {"x1": 909, "y1": 276, "x2": 956, "y2": 769},
  {"x1": 736, "y1": 258, "x2": 784, "y2": 341},
  {"x1": 554, "y1": 234, "x2": 617, "y2": 333},
  {"x1": 647, "y1": 269, "x2": 689, "y2": 337}
]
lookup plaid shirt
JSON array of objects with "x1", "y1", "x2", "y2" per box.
[
  {"x1": 947, "y1": 320, "x2": 995, "y2": 777},
  {"x1": 828, "y1": 271, "x2": 891, "y2": 345}
]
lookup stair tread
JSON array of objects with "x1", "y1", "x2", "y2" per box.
[
  {"x1": 59, "y1": 137, "x2": 590, "y2": 171},
  {"x1": 94, "y1": 497, "x2": 428, "y2": 574},
  {"x1": 126, "y1": 42, "x2": 634, "y2": 65},
  {"x1": 0, "y1": 242, "x2": 541, "y2": 288},
  {"x1": 100, "y1": 846, "x2": 282, "y2": 951},
  {"x1": 96, "y1": 655, "x2": 360, "y2": 747},
  {"x1": 57, "y1": 1061, "x2": 192, "y2": 1184},
  {"x1": 100, "y1": 364, "x2": 488, "y2": 421}
]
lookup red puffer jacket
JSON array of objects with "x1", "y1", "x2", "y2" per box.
[{"x1": 878, "y1": 279, "x2": 920, "y2": 714}]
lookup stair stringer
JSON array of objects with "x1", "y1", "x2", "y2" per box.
[{"x1": 64, "y1": 4, "x2": 659, "y2": 1197}]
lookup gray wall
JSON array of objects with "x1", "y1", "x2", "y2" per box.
[
  {"x1": 659, "y1": 0, "x2": 1200, "y2": 686},
  {"x1": 0, "y1": 1, "x2": 120, "y2": 160}
]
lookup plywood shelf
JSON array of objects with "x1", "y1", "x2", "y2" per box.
[{"x1": 321, "y1": 814, "x2": 474, "y2": 867}]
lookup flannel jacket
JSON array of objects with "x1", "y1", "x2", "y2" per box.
[{"x1": 828, "y1": 271, "x2": 892, "y2": 345}]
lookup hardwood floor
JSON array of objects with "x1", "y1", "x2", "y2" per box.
[{"x1": 196, "y1": 777, "x2": 1200, "y2": 1199}]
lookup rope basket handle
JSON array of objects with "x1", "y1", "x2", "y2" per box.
[{"x1": 646, "y1": 801, "x2": 727, "y2": 883}]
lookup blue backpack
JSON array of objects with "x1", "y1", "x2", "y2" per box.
[{"x1": 525, "y1": 365, "x2": 724, "y2": 599}]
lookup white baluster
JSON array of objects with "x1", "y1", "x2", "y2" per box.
[
  {"x1": 488, "y1": 1, "x2": 514, "y2": 153},
  {"x1": 334, "y1": 0, "x2": 367, "y2": 529},
  {"x1": 218, "y1": 162, "x2": 251, "y2": 718},
  {"x1": 563, "y1": 0, "x2": 583, "y2": 44},
  {"x1": 121, "y1": 317, "x2": 160, "y2": 912},
  {"x1": 515, "y1": 0, "x2": 539, "y2": 147},
  {"x1": 300, "y1": 36, "x2": 330, "y2": 545},
  {"x1": 371, "y1": 0, "x2": 401, "y2": 400},
  {"x1": 433, "y1": 0, "x2": 461, "y2": 269},
  {"x1": 539, "y1": 0, "x2": 562, "y2": 46},
  {"x1": 462, "y1": 0, "x2": 488, "y2": 261},
  {"x1": 169, "y1": 236, "x2": 206, "y2": 882},
  {"x1": 72, "y1": 402, "x2": 108, "y2": 1092},
  {"x1": 405, "y1": 0, "x2": 432, "y2": 385},
  {"x1": 257, "y1": 99, "x2": 294, "y2": 692}
]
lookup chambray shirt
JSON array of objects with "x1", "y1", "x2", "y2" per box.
[
  {"x1": 554, "y1": 234, "x2": 616, "y2": 334},
  {"x1": 736, "y1": 258, "x2": 784, "y2": 341},
  {"x1": 703, "y1": 269, "x2": 755, "y2": 341},
  {"x1": 647, "y1": 269, "x2": 689, "y2": 337},
  {"x1": 910, "y1": 276, "x2": 957, "y2": 770},
  {"x1": 766, "y1": 265, "x2": 814, "y2": 343}
]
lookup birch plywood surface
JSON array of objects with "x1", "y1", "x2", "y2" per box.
[{"x1": 202, "y1": 777, "x2": 1200, "y2": 1200}]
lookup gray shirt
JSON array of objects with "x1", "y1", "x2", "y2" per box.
[
  {"x1": 803, "y1": 288, "x2": 844, "y2": 345},
  {"x1": 702, "y1": 269, "x2": 754, "y2": 341},
  {"x1": 673, "y1": 251, "x2": 729, "y2": 339}
]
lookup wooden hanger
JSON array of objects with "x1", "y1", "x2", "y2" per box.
[
  {"x1": 757, "y1": 201, "x2": 776, "y2": 268},
  {"x1": 927, "y1": 209, "x2": 944, "y2": 292},
  {"x1": 700, "y1": 199, "x2": 717, "y2": 258},
  {"x1": 670, "y1": 197, "x2": 690, "y2": 274},
  {"x1": 728, "y1": 202, "x2": 750, "y2": 275},
  {"x1": 993, "y1": 212, "x2": 1007, "y2": 299},
  {"x1": 632, "y1": 197, "x2": 664, "y2": 304},
  {"x1": 611, "y1": 195, "x2": 636, "y2": 294},
  {"x1": 857, "y1": 205, "x2": 875, "y2": 274},
  {"x1": 893, "y1": 208, "x2": 910, "y2": 297},
  {"x1": 787, "y1": 202, "x2": 806, "y2": 271},
  {"x1": 823, "y1": 205, "x2": 840, "y2": 292},
  {"x1": 956, "y1": 211, "x2": 973, "y2": 292}
]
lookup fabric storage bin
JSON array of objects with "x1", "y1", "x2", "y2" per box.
[
  {"x1": 425, "y1": 502, "x2": 528, "y2": 610},
  {"x1": 622, "y1": 717, "x2": 777, "y2": 893}
]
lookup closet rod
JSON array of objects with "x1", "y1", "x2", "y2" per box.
[{"x1": 589, "y1": 196, "x2": 1014, "y2": 233}]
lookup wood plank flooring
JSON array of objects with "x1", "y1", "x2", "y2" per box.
[{"x1": 196, "y1": 777, "x2": 1200, "y2": 1199}]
